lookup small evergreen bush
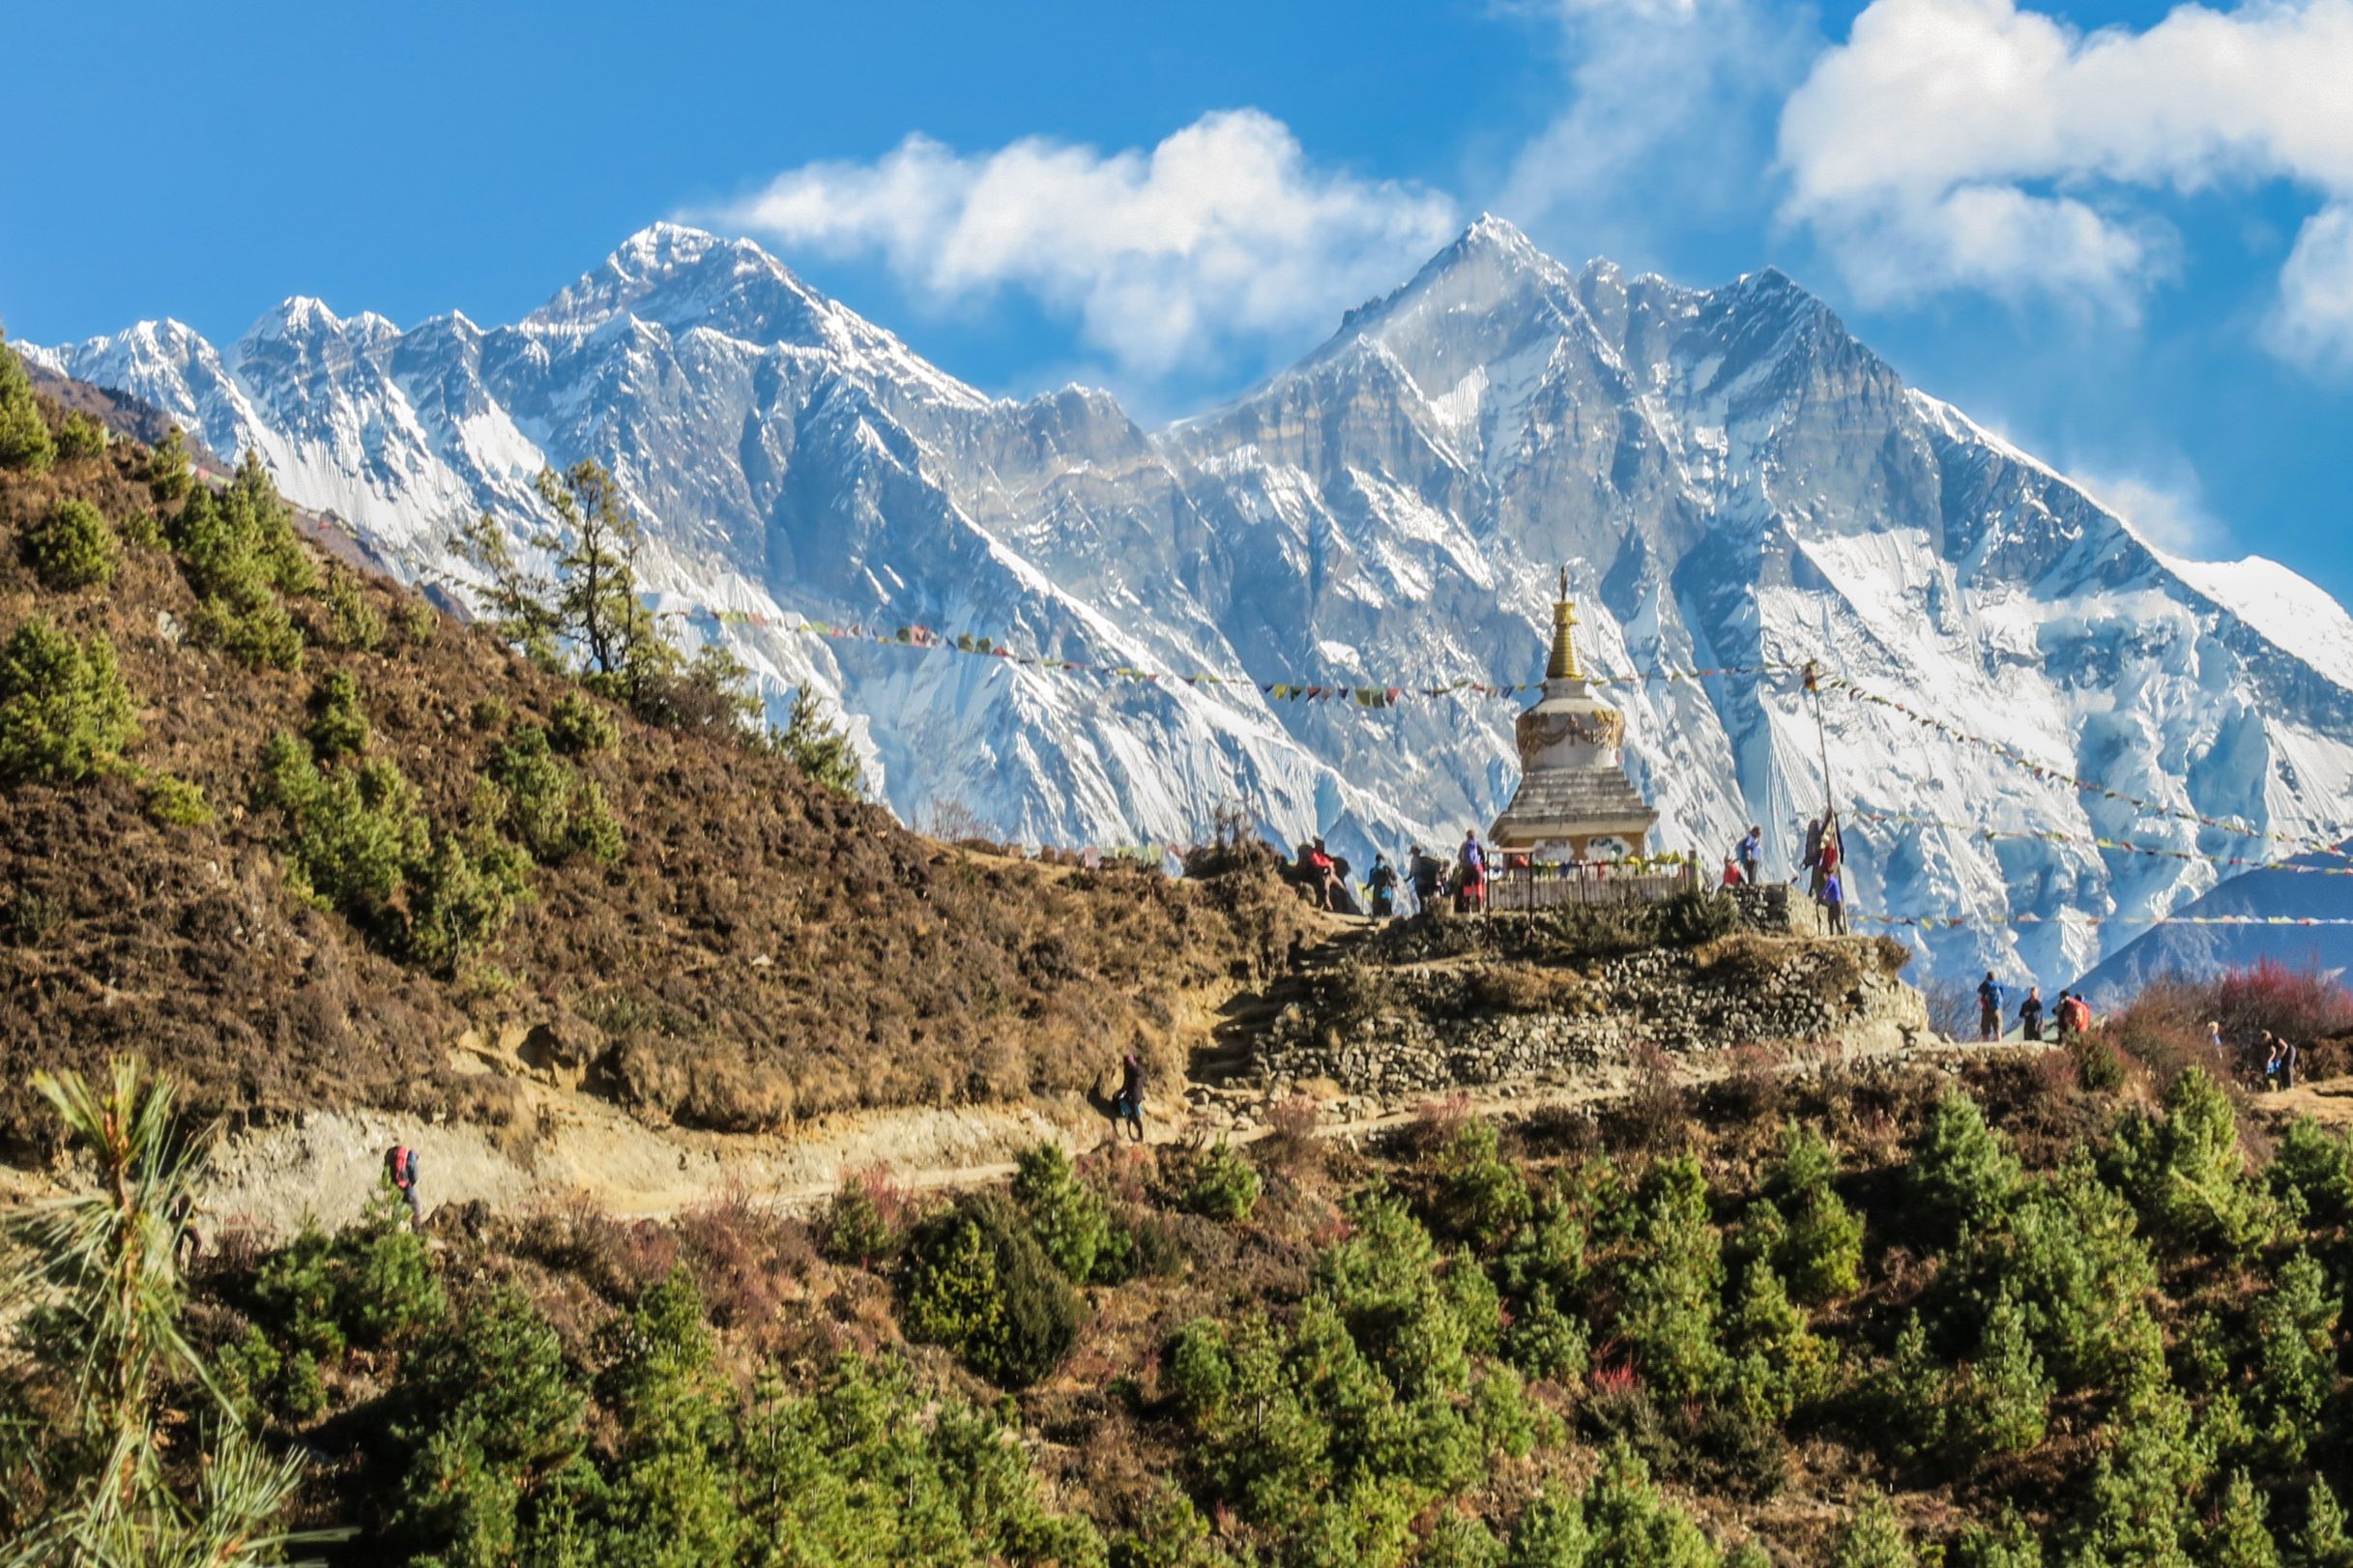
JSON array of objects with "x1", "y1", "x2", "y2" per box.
[
  {"x1": 0, "y1": 619, "x2": 136, "y2": 786},
  {"x1": 322, "y1": 568, "x2": 385, "y2": 651},
  {"x1": 142, "y1": 771, "x2": 212, "y2": 828},
  {"x1": 305, "y1": 669, "x2": 370, "y2": 759},
  {"x1": 550, "y1": 690, "x2": 622, "y2": 755},
  {"x1": 0, "y1": 336, "x2": 54, "y2": 474},
  {"x1": 22, "y1": 498, "x2": 119, "y2": 591},
  {"x1": 898, "y1": 1191, "x2": 1079, "y2": 1388},
  {"x1": 52, "y1": 411, "x2": 107, "y2": 463},
  {"x1": 1181, "y1": 1139, "x2": 1262, "y2": 1223}
]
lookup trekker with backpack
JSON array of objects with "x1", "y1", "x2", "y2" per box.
[
  {"x1": 2019, "y1": 986, "x2": 2045, "y2": 1043},
  {"x1": 1738, "y1": 826, "x2": 1762, "y2": 886},
  {"x1": 385, "y1": 1143, "x2": 422, "y2": 1229},
  {"x1": 1368, "y1": 854, "x2": 1399, "y2": 918},
  {"x1": 1977, "y1": 973, "x2": 2006, "y2": 1042},
  {"x1": 1818, "y1": 870, "x2": 1846, "y2": 935}
]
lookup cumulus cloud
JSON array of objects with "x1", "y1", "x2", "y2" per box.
[
  {"x1": 1778, "y1": 0, "x2": 2353, "y2": 359},
  {"x1": 712, "y1": 109, "x2": 1459, "y2": 379},
  {"x1": 1501, "y1": 0, "x2": 1816, "y2": 258}
]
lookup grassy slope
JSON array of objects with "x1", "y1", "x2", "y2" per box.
[{"x1": 0, "y1": 389, "x2": 1308, "y2": 1159}]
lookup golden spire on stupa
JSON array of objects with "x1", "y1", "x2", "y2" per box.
[{"x1": 1546, "y1": 566, "x2": 1583, "y2": 682}]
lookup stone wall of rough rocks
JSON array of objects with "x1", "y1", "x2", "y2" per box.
[{"x1": 1250, "y1": 934, "x2": 1928, "y2": 1102}]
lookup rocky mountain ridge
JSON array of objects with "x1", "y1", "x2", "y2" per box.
[{"x1": 30, "y1": 216, "x2": 2353, "y2": 985}]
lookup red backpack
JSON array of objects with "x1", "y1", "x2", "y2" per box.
[{"x1": 387, "y1": 1145, "x2": 417, "y2": 1190}]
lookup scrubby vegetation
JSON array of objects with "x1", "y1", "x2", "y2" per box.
[
  {"x1": 17, "y1": 947, "x2": 2353, "y2": 1564},
  {"x1": 0, "y1": 353, "x2": 1314, "y2": 1156}
]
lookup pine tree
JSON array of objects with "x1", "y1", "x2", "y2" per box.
[
  {"x1": 2209, "y1": 1469, "x2": 2282, "y2": 1568},
  {"x1": 2250, "y1": 1250, "x2": 2339, "y2": 1466},
  {"x1": 2300, "y1": 1478, "x2": 2353, "y2": 1568},
  {"x1": 1831, "y1": 1494, "x2": 1916, "y2": 1568},
  {"x1": 0, "y1": 618, "x2": 136, "y2": 786},
  {"x1": 1724, "y1": 1257, "x2": 1827, "y2": 1420},
  {"x1": 772, "y1": 686, "x2": 864, "y2": 798},
  {"x1": 22, "y1": 498, "x2": 121, "y2": 591},
  {"x1": 0, "y1": 1060, "x2": 304, "y2": 1559},
  {"x1": 1766, "y1": 1121, "x2": 1865, "y2": 1303},
  {"x1": 1958, "y1": 1290, "x2": 2052, "y2": 1459},
  {"x1": 1505, "y1": 1481, "x2": 1591, "y2": 1568},
  {"x1": 146, "y1": 425, "x2": 192, "y2": 502},
  {"x1": 450, "y1": 508, "x2": 563, "y2": 668},
  {"x1": 1615, "y1": 1152, "x2": 1726, "y2": 1400},
  {"x1": 1908, "y1": 1086, "x2": 2023, "y2": 1242},
  {"x1": 535, "y1": 458, "x2": 674, "y2": 702},
  {"x1": 0, "y1": 331, "x2": 55, "y2": 474}
]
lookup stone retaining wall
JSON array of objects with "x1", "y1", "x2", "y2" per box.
[{"x1": 1252, "y1": 935, "x2": 1927, "y2": 1101}]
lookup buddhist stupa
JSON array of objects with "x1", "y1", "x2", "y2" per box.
[{"x1": 1488, "y1": 574, "x2": 1658, "y2": 861}]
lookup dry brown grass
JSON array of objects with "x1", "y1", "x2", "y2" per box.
[{"x1": 0, "y1": 396, "x2": 1313, "y2": 1156}]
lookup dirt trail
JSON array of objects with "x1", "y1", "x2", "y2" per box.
[{"x1": 0, "y1": 1028, "x2": 2036, "y2": 1242}]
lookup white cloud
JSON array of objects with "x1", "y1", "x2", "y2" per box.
[
  {"x1": 1778, "y1": 0, "x2": 2353, "y2": 359},
  {"x1": 2071, "y1": 463, "x2": 2226, "y2": 556},
  {"x1": 1500, "y1": 0, "x2": 1816, "y2": 259},
  {"x1": 712, "y1": 110, "x2": 1459, "y2": 379},
  {"x1": 2271, "y1": 202, "x2": 2353, "y2": 372}
]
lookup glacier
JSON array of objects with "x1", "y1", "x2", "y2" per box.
[{"x1": 28, "y1": 214, "x2": 2353, "y2": 989}]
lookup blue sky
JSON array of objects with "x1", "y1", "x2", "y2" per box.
[{"x1": 7, "y1": 0, "x2": 2351, "y2": 601}]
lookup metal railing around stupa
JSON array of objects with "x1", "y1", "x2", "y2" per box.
[{"x1": 1483, "y1": 857, "x2": 1701, "y2": 914}]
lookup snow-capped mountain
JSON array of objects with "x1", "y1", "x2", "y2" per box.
[
  {"x1": 2073, "y1": 842, "x2": 2353, "y2": 1003},
  {"x1": 31, "y1": 217, "x2": 2353, "y2": 988}
]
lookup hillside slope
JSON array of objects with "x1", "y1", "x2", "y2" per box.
[{"x1": 0, "y1": 365, "x2": 1307, "y2": 1159}]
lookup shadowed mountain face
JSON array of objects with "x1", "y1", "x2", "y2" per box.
[{"x1": 30, "y1": 216, "x2": 2353, "y2": 985}]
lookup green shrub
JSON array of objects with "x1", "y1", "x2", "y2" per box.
[
  {"x1": 322, "y1": 568, "x2": 385, "y2": 651},
  {"x1": 1722, "y1": 1257, "x2": 1829, "y2": 1421},
  {"x1": 250, "y1": 1190, "x2": 445, "y2": 1359},
  {"x1": 2109, "y1": 1066, "x2": 2277, "y2": 1256},
  {"x1": 550, "y1": 690, "x2": 622, "y2": 755},
  {"x1": 2269, "y1": 1117, "x2": 2353, "y2": 1225},
  {"x1": 1949, "y1": 1153, "x2": 2159, "y2": 1392},
  {"x1": 190, "y1": 581, "x2": 305, "y2": 671},
  {"x1": 818, "y1": 1175, "x2": 900, "y2": 1267},
  {"x1": 0, "y1": 619, "x2": 135, "y2": 786},
  {"x1": 1432, "y1": 1118, "x2": 1532, "y2": 1250},
  {"x1": 0, "y1": 337, "x2": 53, "y2": 474},
  {"x1": 1423, "y1": 1514, "x2": 1507, "y2": 1568},
  {"x1": 2301, "y1": 1479, "x2": 2353, "y2": 1568},
  {"x1": 399, "y1": 600, "x2": 438, "y2": 644},
  {"x1": 146, "y1": 426, "x2": 191, "y2": 501},
  {"x1": 1830, "y1": 1494, "x2": 1916, "y2": 1568},
  {"x1": 118, "y1": 508, "x2": 164, "y2": 550},
  {"x1": 1955, "y1": 1290, "x2": 2051, "y2": 1459},
  {"x1": 401, "y1": 828, "x2": 528, "y2": 975},
  {"x1": 1615, "y1": 1152, "x2": 1725, "y2": 1400},
  {"x1": 1181, "y1": 1139, "x2": 1262, "y2": 1223},
  {"x1": 1908, "y1": 1086, "x2": 2023, "y2": 1243},
  {"x1": 1507, "y1": 1482, "x2": 1592, "y2": 1567},
  {"x1": 305, "y1": 669, "x2": 370, "y2": 759},
  {"x1": 2249, "y1": 1250, "x2": 2339, "y2": 1466},
  {"x1": 22, "y1": 498, "x2": 119, "y2": 591},
  {"x1": 255, "y1": 732, "x2": 428, "y2": 924},
  {"x1": 899, "y1": 1191, "x2": 1079, "y2": 1387},
  {"x1": 771, "y1": 687, "x2": 863, "y2": 797},
  {"x1": 1163, "y1": 1319, "x2": 1234, "y2": 1421},
  {"x1": 2209, "y1": 1468, "x2": 2282, "y2": 1568},
  {"x1": 142, "y1": 771, "x2": 212, "y2": 828},
  {"x1": 52, "y1": 411, "x2": 107, "y2": 463},
  {"x1": 1012, "y1": 1141, "x2": 1117, "y2": 1282},
  {"x1": 384, "y1": 1287, "x2": 591, "y2": 1561},
  {"x1": 1504, "y1": 1280, "x2": 1590, "y2": 1385},
  {"x1": 1581, "y1": 1443, "x2": 1723, "y2": 1564},
  {"x1": 490, "y1": 724, "x2": 625, "y2": 864},
  {"x1": 1764, "y1": 1122, "x2": 1864, "y2": 1304}
]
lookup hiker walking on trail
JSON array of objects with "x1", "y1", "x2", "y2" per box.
[
  {"x1": 1457, "y1": 830, "x2": 1488, "y2": 914},
  {"x1": 2019, "y1": 986, "x2": 2044, "y2": 1043},
  {"x1": 1738, "y1": 826, "x2": 1762, "y2": 886},
  {"x1": 385, "y1": 1143, "x2": 422, "y2": 1230},
  {"x1": 1818, "y1": 869, "x2": 1846, "y2": 935},
  {"x1": 1368, "y1": 854, "x2": 1399, "y2": 918},
  {"x1": 1977, "y1": 973, "x2": 2006, "y2": 1042},
  {"x1": 1113, "y1": 1053, "x2": 1147, "y2": 1142}
]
